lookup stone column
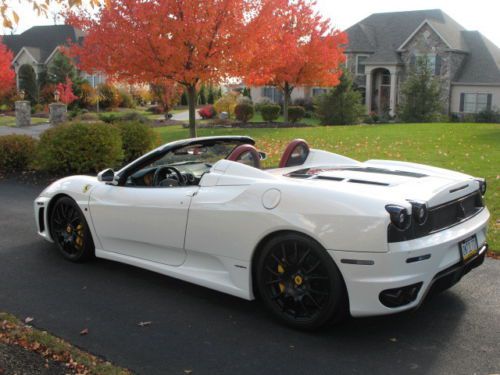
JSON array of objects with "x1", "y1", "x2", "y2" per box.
[
  {"x1": 365, "y1": 70, "x2": 372, "y2": 114},
  {"x1": 15, "y1": 100, "x2": 31, "y2": 127},
  {"x1": 389, "y1": 72, "x2": 398, "y2": 117},
  {"x1": 49, "y1": 103, "x2": 68, "y2": 125}
]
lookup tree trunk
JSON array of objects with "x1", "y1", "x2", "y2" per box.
[
  {"x1": 283, "y1": 82, "x2": 292, "y2": 124},
  {"x1": 186, "y1": 84, "x2": 197, "y2": 138}
]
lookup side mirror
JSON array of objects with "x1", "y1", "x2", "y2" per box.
[
  {"x1": 259, "y1": 151, "x2": 268, "y2": 161},
  {"x1": 97, "y1": 168, "x2": 117, "y2": 185}
]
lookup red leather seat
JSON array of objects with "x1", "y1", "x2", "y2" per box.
[
  {"x1": 279, "y1": 139, "x2": 310, "y2": 168},
  {"x1": 226, "y1": 144, "x2": 261, "y2": 169}
]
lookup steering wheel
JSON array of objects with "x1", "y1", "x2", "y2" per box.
[{"x1": 153, "y1": 166, "x2": 183, "y2": 186}]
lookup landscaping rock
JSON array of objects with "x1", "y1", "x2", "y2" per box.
[
  {"x1": 49, "y1": 103, "x2": 67, "y2": 126},
  {"x1": 15, "y1": 101, "x2": 31, "y2": 128}
]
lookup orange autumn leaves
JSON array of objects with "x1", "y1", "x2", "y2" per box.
[{"x1": 67, "y1": 0, "x2": 346, "y2": 91}]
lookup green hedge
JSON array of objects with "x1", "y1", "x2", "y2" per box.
[
  {"x1": 234, "y1": 103, "x2": 254, "y2": 123},
  {"x1": 287, "y1": 106, "x2": 305, "y2": 123},
  {"x1": 0, "y1": 135, "x2": 38, "y2": 173},
  {"x1": 37, "y1": 123, "x2": 123, "y2": 174},
  {"x1": 116, "y1": 121, "x2": 158, "y2": 163},
  {"x1": 260, "y1": 104, "x2": 281, "y2": 122}
]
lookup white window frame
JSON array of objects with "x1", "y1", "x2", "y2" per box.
[
  {"x1": 356, "y1": 55, "x2": 369, "y2": 75},
  {"x1": 463, "y1": 93, "x2": 489, "y2": 113},
  {"x1": 312, "y1": 87, "x2": 328, "y2": 97}
]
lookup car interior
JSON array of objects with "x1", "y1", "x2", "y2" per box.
[{"x1": 126, "y1": 139, "x2": 310, "y2": 188}]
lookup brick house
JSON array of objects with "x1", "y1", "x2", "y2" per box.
[{"x1": 250, "y1": 9, "x2": 500, "y2": 117}]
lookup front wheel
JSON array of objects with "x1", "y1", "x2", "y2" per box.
[
  {"x1": 256, "y1": 233, "x2": 347, "y2": 330},
  {"x1": 50, "y1": 196, "x2": 95, "y2": 262}
]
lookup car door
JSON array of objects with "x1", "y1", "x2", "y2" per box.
[{"x1": 88, "y1": 183, "x2": 198, "y2": 266}]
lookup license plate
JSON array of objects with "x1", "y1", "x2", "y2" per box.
[{"x1": 459, "y1": 235, "x2": 478, "y2": 262}]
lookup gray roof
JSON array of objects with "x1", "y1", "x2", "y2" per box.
[
  {"x1": 345, "y1": 9, "x2": 500, "y2": 84},
  {"x1": 1, "y1": 25, "x2": 84, "y2": 63},
  {"x1": 454, "y1": 31, "x2": 500, "y2": 84}
]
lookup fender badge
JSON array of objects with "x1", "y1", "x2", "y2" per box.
[{"x1": 82, "y1": 184, "x2": 92, "y2": 193}]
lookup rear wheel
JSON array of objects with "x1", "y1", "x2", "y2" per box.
[
  {"x1": 50, "y1": 196, "x2": 94, "y2": 262},
  {"x1": 256, "y1": 233, "x2": 346, "y2": 330}
]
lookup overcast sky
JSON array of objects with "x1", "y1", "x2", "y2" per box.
[{"x1": 3, "y1": 0, "x2": 500, "y2": 46}]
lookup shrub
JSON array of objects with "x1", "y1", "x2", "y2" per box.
[
  {"x1": 37, "y1": 123, "x2": 123, "y2": 174},
  {"x1": 293, "y1": 97, "x2": 314, "y2": 112},
  {"x1": 254, "y1": 97, "x2": 273, "y2": 113},
  {"x1": 287, "y1": 106, "x2": 305, "y2": 123},
  {"x1": 97, "y1": 83, "x2": 120, "y2": 110},
  {"x1": 237, "y1": 96, "x2": 253, "y2": 105},
  {"x1": 118, "y1": 90, "x2": 136, "y2": 108},
  {"x1": 234, "y1": 103, "x2": 254, "y2": 123},
  {"x1": 475, "y1": 108, "x2": 500, "y2": 123},
  {"x1": 315, "y1": 70, "x2": 364, "y2": 125},
  {"x1": 120, "y1": 112, "x2": 149, "y2": 124},
  {"x1": 0, "y1": 135, "x2": 38, "y2": 172},
  {"x1": 214, "y1": 93, "x2": 238, "y2": 118},
  {"x1": 116, "y1": 121, "x2": 158, "y2": 163},
  {"x1": 260, "y1": 104, "x2": 281, "y2": 122},
  {"x1": 198, "y1": 105, "x2": 216, "y2": 119},
  {"x1": 98, "y1": 113, "x2": 119, "y2": 123},
  {"x1": 77, "y1": 82, "x2": 97, "y2": 109}
]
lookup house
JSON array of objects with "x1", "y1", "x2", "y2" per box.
[
  {"x1": 2, "y1": 25, "x2": 105, "y2": 89},
  {"x1": 250, "y1": 9, "x2": 500, "y2": 117}
]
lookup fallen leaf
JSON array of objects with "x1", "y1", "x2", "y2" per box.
[
  {"x1": 24, "y1": 317, "x2": 34, "y2": 324},
  {"x1": 184, "y1": 370, "x2": 192, "y2": 374},
  {"x1": 138, "y1": 321, "x2": 152, "y2": 327},
  {"x1": 389, "y1": 337, "x2": 397, "y2": 342},
  {"x1": 79, "y1": 328, "x2": 89, "y2": 336}
]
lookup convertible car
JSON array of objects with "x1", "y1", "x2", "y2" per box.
[{"x1": 34, "y1": 136, "x2": 490, "y2": 329}]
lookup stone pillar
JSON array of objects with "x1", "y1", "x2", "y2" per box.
[
  {"x1": 389, "y1": 72, "x2": 398, "y2": 117},
  {"x1": 49, "y1": 103, "x2": 68, "y2": 125},
  {"x1": 15, "y1": 101, "x2": 31, "y2": 127},
  {"x1": 365, "y1": 70, "x2": 372, "y2": 114}
]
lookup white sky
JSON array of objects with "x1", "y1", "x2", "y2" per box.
[{"x1": 2, "y1": 0, "x2": 500, "y2": 47}]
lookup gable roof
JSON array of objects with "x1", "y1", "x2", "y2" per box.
[
  {"x1": 1, "y1": 25, "x2": 84, "y2": 63},
  {"x1": 345, "y1": 9, "x2": 467, "y2": 63},
  {"x1": 345, "y1": 9, "x2": 500, "y2": 84}
]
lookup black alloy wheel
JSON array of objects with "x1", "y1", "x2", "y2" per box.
[
  {"x1": 256, "y1": 233, "x2": 347, "y2": 330},
  {"x1": 50, "y1": 196, "x2": 94, "y2": 262}
]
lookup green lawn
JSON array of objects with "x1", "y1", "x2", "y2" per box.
[
  {"x1": 155, "y1": 122, "x2": 500, "y2": 252},
  {"x1": 0, "y1": 116, "x2": 48, "y2": 127}
]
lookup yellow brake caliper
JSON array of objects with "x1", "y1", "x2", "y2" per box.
[
  {"x1": 75, "y1": 224, "x2": 84, "y2": 248},
  {"x1": 277, "y1": 264, "x2": 286, "y2": 293}
]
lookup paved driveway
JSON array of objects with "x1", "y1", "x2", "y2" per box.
[
  {"x1": 0, "y1": 123, "x2": 50, "y2": 138},
  {"x1": 0, "y1": 179, "x2": 499, "y2": 375}
]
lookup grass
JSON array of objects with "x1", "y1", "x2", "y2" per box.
[
  {"x1": 0, "y1": 312, "x2": 130, "y2": 375},
  {"x1": 154, "y1": 122, "x2": 500, "y2": 253},
  {"x1": 249, "y1": 113, "x2": 320, "y2": 126},
  {"x1": 0, "y1": 116, "x2": 48, "y2": 127}
]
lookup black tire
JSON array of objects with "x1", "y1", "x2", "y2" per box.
[
  {"x1": 256, "y1": 233, "x2": 347, "y2": 330},
  {"x1": 50, "y1": 196, "x2": 95, "y2": 262}
]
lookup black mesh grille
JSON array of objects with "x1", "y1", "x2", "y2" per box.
[{"x1": 388, "y1": 191, "x2": 484, "y2": 242}]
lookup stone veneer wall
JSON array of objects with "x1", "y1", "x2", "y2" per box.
[{"x1": 399, "y1": 23, "x2": 467, "y2": 114}]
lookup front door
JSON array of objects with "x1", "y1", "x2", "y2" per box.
[{"x1": 89, "y1": 183, "x2": 198, "y2": 266}]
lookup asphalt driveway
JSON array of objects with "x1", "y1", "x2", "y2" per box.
[{"x1": 0, "y1": 179, "x2": 499, "y2": 375}]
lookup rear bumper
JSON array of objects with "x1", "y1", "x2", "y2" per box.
[{"x1": 329, "y1": 207, "x2": 490, "y2": 317}]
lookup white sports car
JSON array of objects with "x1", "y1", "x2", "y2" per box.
[{"x1": 34, "y1": 136, "x2": 490, "y2": 329}]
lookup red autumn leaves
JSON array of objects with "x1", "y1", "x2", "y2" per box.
[{"x1": 0, "y1": 39, "x2": 15, "y2": 97}]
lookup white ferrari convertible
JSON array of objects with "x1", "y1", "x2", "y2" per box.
[{"x1": 34, "y1": 136, "x2": 490, "y2": 329}]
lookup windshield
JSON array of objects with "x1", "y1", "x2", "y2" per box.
[{"x1": 151, "y1": 142, "x2": 241, "y2": 167}]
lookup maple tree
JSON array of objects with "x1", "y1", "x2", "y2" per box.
[
  {"x1": 56, "y1": 78, "x2": 79, "y2": 105},
  {"x1": 243, "y1": 0, "x2": 347, "y2": 123},
  {"x1": 68, "y1": 0, "x2": 267, "y2": 137},
  {"x1": 0, "y1": 38, "x2": 15, "y2": 98}
]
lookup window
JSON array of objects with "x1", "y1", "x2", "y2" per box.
[
  {"x1": 312, "y1": 88, "x2": 328, "y2": 96},
  {"x1": 262, "y1": 86, "x2": 283, "y2": 103},
  {"x1": 412, "y1": 53, "x2": 440, "y2": 75},
  {"x1": 356, "y1": 55, "x2": 368, "y2": 75},
  {"x1": 463, "y1": 93, "x2": 490, "y2": 113}
]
